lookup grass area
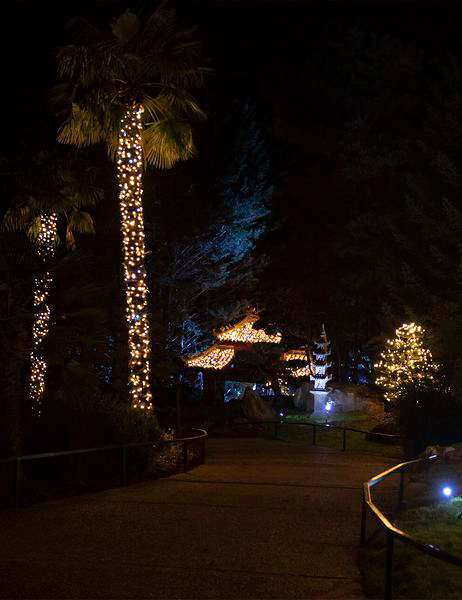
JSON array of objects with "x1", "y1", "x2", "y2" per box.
[
  {"x1": 283, "y1": 409, "x2": 374, "y2": 427},
  {"x1": 274, "y1": 421, "x2": 402, "y2": 458},
  {"x1": 361, "y1": 457, "x2": 462, "y2": 599},
  {"x1": 278, "y1": 410, "x2": 402, "y2": 458}
]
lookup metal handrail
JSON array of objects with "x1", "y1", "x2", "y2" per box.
[
  {"x1": 360, "y1": 454, "x2": 462, "y2": 599},
  {"x1": 0, "y1": 428, "x2": 207, "y2": 465},
  {"x1": 0, "y1": 428, "x2": 207, "y2": 509},
  {"x1": 236, "y1": 419, "x2": 400, "y2": 450}
]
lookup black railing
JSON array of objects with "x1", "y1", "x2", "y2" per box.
[
  {"x1": 234, "y1": 419, "x2": 400, "y2": 451},
  {"x1": 0, "y1": 428, "x2": 207, "y2": 509},
  {"x1": 360, "y1": 454, "x2": 462, "y2": 599}
]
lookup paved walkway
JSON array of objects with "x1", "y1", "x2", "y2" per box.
[{"x1": 0, "y1": 438, "x2": 397, "y2": 599}]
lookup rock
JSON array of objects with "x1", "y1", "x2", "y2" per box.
[
  {"x1": 326, "y1": 389, "x2": 358, "y2": 412},
  {"x1": 241, "y1": 385, "x2": 276, "y2": 421},
  {"x1": 422, "y1": 445, "x2": 462, "y2": 461},
  {"x1": 293, "y1": 382, "x2": 313, "y2": 411},
  {"x1": 325, "y1": 386, "x2": 384, "y2": 416}
]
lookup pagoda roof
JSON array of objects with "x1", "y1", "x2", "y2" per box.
[
  {"x1": 183, "y1": 313, "x2": 314, "y2": 375},
  {"x1": 282, "y1": 349, "x2": 311, "y2": 378},
  {"x1": 184, "y1": 344, "x2": 235, "y2": 370},
  {"x1": 214, "y1": 311, "x2": 282, "y2": 344}
]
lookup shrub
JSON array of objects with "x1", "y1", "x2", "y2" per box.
[{"x1": 395, "y1": 383, "x2": 462, "y2": 457}]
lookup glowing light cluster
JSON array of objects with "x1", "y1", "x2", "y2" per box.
[
  {"x1": 117, "y1": 104, "x2": 152, "y2": 411},
  {"x1": 185, "y1": 345, "x2": 235, "y2": 370},
  {"x1": 36, "y1": 213, "x2": 58, "y2": 259},
  {"x1": 30, "y1": 213, "x2": 58, "y2": 414},
  {"x1": 216, "y1": 314, "x2": 281, "y2": 344},
  {"x1": 30, "y1": 271, "x2": 53, "y2": 413},
  {"x1": 282, "y1": 350, "x2": 311, "y2": 377},
  {"x1": 374, "y1": 323, "x2": 440, "y2": 403}
]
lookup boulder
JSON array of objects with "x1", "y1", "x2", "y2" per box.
[
  {"x1": 293, "y1": 382, "x2": 313, "y2": 411},
  {"x1": 241, "y1": 385, "x2": 276, "y2": 421},
  {"x1": 326, "y1": 386, "x2": 384, "y2": 417},
  {"x1": 326, "y1": 389, "x2": 358, "y2": 412}
]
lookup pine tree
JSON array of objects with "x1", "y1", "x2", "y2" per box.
[{"x1": 375, "y1": 323, "x2": 440, "y2": 403}]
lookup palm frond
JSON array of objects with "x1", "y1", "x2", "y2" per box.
[
  {"x1": 142, "y1": 94, "x2": 175, "y2": 122},
  {"x1": 67, "y1": 208, "x2": 95, "y2": 235},
  {"x1": 66, "y1": 228, "x2": 76, "y2": 251},
  {"x1": 57, "y1": 104, "x2": 105, "y2": 146},
  {"x1": 142, "y1": 119, "x2": 196, "y2": 169},
  {"x1": 26, "y1": 215, "x2": 44, "y2": 242},
  {"x1": 152, "y1": 87, "x2": 206, "y2": 120},
  {"x1": 3, "y1": 205, "x2": 32, "y2": 232}
]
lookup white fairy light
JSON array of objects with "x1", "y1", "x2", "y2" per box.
[
  {"x1": 30, "y1": 213, "x2": 57, "y2": 414},
  {"x1": 375, "y1": 323, "x2": 439, "y2": 403},
  {"x1": 116, "y1": 104, "x2": 153, "y2": 411},
  {"x1": 216, "y1": 313, "x2": 281, "y2": 344},
  {"x1": 282, "y1": 350, "x2": 310, "y2": 377},
  {"x1": 185, "y1": 345, "x2": 235, "y2": 370}
]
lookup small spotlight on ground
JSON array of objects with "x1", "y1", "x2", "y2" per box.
[
  {"x1": 279, "y1": 411, "x2": 284, "y2": 417},
  {"x1": 442, "y1": 486, "x2": 453, "y2": 498}
]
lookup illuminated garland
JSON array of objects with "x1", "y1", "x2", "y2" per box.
[
  {"x1": 282, "y1": 350, "x2": 311, "y2": 377},
  {"x1": 30, "y1": 212, "x2": 57, "y2": 414},
  {"x1": 216, "y1": 314, "x2": 281, "y2": 344},
  {"x1": 185, "y1": 345, "x2": 235, "y2": 370},
  {"x1": 117, "y1": 104, "x2": 153, "y2": 411},
  {"x1": 375, "y1": 323, "x2": 439, "y2": 403}
]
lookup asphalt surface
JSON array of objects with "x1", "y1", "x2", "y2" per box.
[{"x1": 0, "y1": 437, "x2": 398, "y2": 599}]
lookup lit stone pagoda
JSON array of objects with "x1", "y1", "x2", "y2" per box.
[{"x1": 310, "y1": 324, "x2": 332, "y2": 416}]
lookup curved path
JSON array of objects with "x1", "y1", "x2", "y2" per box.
[{"x1": 0, "y1": 438, "x2": 397, "y2": 599}]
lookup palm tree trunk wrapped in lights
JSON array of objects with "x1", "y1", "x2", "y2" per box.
[
  {"x1": 117, "y1": 105, "x2": 152, "y2": 411},
  {"x1": 53, "y1": 7, "x2": 207, "y2": 413},
  {"x1": 30, "y1": 213, "x2": 57, "y2": 413},
  {"x1": 3, "y1": 151, "x2": 99, "y2": 413}
]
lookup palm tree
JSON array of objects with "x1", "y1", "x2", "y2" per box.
[
  {"x1": 52, "y1": 7, "x2": 206, "y2": 411},
  {"x1": 3, "y1": 151, "x2": 101, "y2": 414}
]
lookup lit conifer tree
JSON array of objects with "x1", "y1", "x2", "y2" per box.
[
  {"x1": 53, "y1": 8, "x2": 206, "y2": 411},
  {"x1": 375, "y1": 323, "x2": 440, "y2": 403}
]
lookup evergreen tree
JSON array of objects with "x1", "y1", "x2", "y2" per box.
[{"x1": 375, "y1": 323, "x2": 440, "y2": 403}]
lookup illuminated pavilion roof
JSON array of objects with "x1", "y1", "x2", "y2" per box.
[
  {"x1": 184, "y1": 345, "x2": 235, "y2": 370},
  {"x1": 281, "y1": 350, "x2": 311, "y2": 378},
  {"x1": 184, "y1": 313, "x2": 312, "y2": 375},
  {"x1": 215, "y1": 312, "x2": 282, "y2": 344}
]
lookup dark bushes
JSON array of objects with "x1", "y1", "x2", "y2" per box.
[{"x1": 395, "y1": 384, "x2": 462, "y2": 457}]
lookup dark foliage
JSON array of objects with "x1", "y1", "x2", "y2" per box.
[{"x1": 396, "y1": 384, "x2": 462, "y2": 457}]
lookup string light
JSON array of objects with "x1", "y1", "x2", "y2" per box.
[
  {"x1": 374, "y1": 323, "x2": 440, "y2": 403},
  {"x1": 184, "y1": 345, "x2": 235, "y2": 370},
  {"x1": 30, "y1": 213, "x2": 57, "y2": 414},
  {"x1": 116, "y1": 104, "x2": 153, "y2": 411},
  {"x1": 216, "y1": 313, "x2": 281, "y2": 344},
  {"x1": 282, "y1": 350, "x2": 310, "y2": 377}
]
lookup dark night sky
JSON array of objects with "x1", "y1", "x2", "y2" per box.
[
  {"x1": 3, "y1": 2, "x2": 462, "y2": 88},
  {"x1": 2, "y1": 1, "x2": 462, "y2": 190}
]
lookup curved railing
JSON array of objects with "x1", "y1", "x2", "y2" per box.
[
  {"x1": 234, "y1": 419, "x2": 400, "y2": 450},
  {"x1": 0, "y1": 428, "x2": 207, "y2": 509},
  {"x1": 361, "y1": 454, "x2": 462, "y2": 599}
]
